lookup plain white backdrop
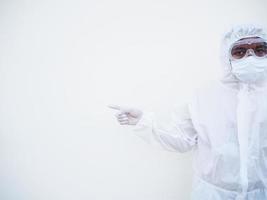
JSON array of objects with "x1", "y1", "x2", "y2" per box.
[{"x1": 0, "y1": 0, "x2": 267, "y2": 199}]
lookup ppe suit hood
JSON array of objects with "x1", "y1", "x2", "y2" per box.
[{"x1": 219, "y1": 24, "x2": 267, "y2": 90}]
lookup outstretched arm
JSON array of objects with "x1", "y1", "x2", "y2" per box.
[
  {"x1": 108, "y1": 104, "x2": 198, "y2": 153},
  {"x1": 132, "y1": 104, "x2": 198, "y2": 153}
]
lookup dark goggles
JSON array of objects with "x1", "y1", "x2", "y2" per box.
[{"x1": 230, "y1": 37, "x2": 267, "y2": 60}]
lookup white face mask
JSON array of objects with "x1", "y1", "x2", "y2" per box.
[{"x1": 230, "y1": 56, "x2": 267, "y2": 83}]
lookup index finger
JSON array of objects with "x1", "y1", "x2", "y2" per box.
[{"x1": 107, "y1": 104, "x2": 121, "y2": 110}]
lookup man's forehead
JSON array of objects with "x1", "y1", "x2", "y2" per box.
[
  {"x1": 239, "y1": 36, "x2": 261, "y2": 41},
  {"x1": 233, "y1": 36, "x2": 265, "y2": 45}
]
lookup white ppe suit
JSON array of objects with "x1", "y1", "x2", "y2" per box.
[{"x1": 133, "y1": 24, "x2": 267, "y2": 200}]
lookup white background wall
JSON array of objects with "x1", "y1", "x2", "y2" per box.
[{"x1": 0, "y1": 0, "x2": 267, "y2": 199}]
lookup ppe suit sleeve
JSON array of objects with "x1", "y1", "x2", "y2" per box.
[{"x1": 132, "y1": 104, "x2": 198, "y2": 153}]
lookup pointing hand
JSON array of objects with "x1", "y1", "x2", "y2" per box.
[{"x1": 108, "y1": 104, "x2": 143, "y2": 125}]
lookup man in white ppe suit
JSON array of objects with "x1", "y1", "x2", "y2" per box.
[{"x1": 108, "y1": 24, "x2": 267, "y2": 200}]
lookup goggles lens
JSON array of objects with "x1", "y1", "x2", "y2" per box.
[{"x1": 230, "y1": 38, "x2": 267, "y2": 60}]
